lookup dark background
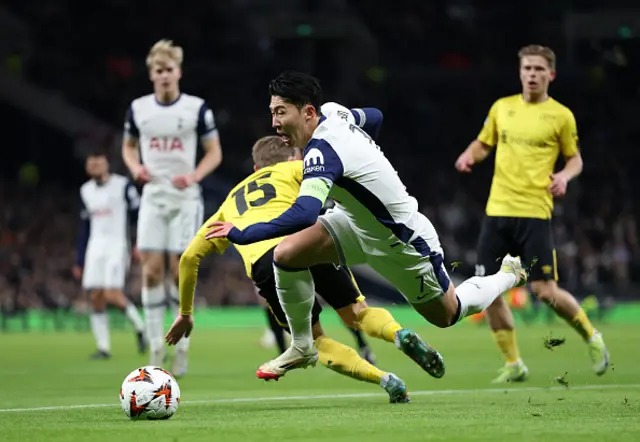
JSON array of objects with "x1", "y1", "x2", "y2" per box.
[{"x1": 1, "y1": 1, "x2": 639, "y2": 314}]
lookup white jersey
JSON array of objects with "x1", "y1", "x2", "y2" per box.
[
  {"x1": 80, "y1": 174, "x2": 139, "y2": 252},
  {"x1": 305, "y1": 103, "x2": 434, "y2": 254},
  {"x1": 124, "y1": 93, "x2": 218, "y2": 202}
]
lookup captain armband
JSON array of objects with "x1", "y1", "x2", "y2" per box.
[{"x1": 299, "y1": 178, "x2": 331, "y2": 204}]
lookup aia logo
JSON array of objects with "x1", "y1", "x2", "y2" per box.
[{"x1": 149, "y1": 137, "x2": 184, "y2": 151}]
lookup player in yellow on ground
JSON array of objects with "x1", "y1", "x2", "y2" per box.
[
  {"x1": 165, "y1": 135, "x2": 438, "y2": 402},
  {"x1": 455, "y1": 45, "x2": 610, "y2": 383}
]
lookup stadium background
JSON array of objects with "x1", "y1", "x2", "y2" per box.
[{"x1": 1, "y1": 1, "x2": 640, "y2": 332}]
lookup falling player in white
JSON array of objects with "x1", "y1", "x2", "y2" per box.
[
  {"x1": 73, "y1": 151, "x2": 146, "y2": 359},
  {"x1": 204, "y1": 71, "x2": 527, "y2": 380},
  {"x1": 121, "y1": 40, "x2": 223, "y2": 376}
]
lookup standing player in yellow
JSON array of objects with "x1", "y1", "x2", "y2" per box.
[
  {"x1": 166, "y1": 135, "x2": 442, "y2": 402},
  {"x1": 455, "y1": 45, "x2": 610, "y2": 383}
]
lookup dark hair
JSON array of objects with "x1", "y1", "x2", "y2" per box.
[
  {"x1": 86, "y1": 149, "x2": 108, "y2": 159},
  {"x1": 252, "y1": 135, "x2": 296, "y2": 168},
  {"x1": 268, "y1": 71, "x2": 322, "y2": 113}
]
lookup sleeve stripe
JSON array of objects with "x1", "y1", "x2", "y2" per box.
[{"x1": 354, "y1": 108, "x2": 367, "y2": 127}]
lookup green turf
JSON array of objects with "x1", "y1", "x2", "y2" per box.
[{"x1": 1, "y1": 320, "x2": 639, "y2": 441}]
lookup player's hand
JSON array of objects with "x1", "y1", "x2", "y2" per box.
[
  {"x1": 133, "y1": 165, "x2": 151, "y2": 183},
  {"x1": 548, "y1": 173, "x2": 568, "y2": 197},
  {"x1": 165, "y1": 314, "x2": 194, "y2": 345},
  {"x1": 72, "y1": 265, "x2": 83, "y2": 281},
  {"x1": 171, "y1": 173, "x2": 198, "y2": 190},
  {"x1": 455, "y1": 151, "x2": 474, "y2": 173},
  {"x1": 204, "y1": 221, "x2": 235, "y2": 240}
]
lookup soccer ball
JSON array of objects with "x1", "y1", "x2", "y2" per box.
[{"x1": 119, "y1": 366, "x2": 181, "y2": 420}]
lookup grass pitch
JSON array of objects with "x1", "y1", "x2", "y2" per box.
[{"x1": 1, "y1": 316, "x2": 639, "y2": 441}]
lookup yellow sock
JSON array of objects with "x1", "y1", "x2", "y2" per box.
[
  {"x1": 570, "y1": 309, "x2": 595, "y2": 341},
  {"x1": 356, "y1": 307, "x2": 403, "y2": 343},
  {"x1": 492, "y1": 329, "x2": 521, "y2": 364},
  {"x1": 315, "y1": 335, "x2": 384, "y2": 384}
]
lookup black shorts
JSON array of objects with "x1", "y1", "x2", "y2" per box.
[
  {"x1": 251, "y1": 247, "x2": 365, "y2": 331},
  {"x1": 476, "y1": 216, "x2": 557, "y2": 282}
]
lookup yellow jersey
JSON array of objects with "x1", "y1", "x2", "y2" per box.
[
  {"x1": 178, "y1": 160, "x2": 303, "y2": 314},
  {"x1": 477, "y1": 94, "x2": 579, "y2": 219}
]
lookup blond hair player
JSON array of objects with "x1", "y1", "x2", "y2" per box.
[{"x1": 121, "y1": 40, "x2": 223, "y2": 376}]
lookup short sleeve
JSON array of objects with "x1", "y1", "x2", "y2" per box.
[
  {"x1": 559, "y1": 110, "x2": 579, "y2": 157},
  {"x1": 197, "y1": 103, "x2": 218, "y2": 138},
  {"x1": 477, "y1": 101, "x2": 499, "y2": 147},
  {"x1": 123, "y1": 104, "x2": 140, "y2": 139},
  {"x1": 302, "y1": 138, "x2": 344, "y2": 184}
]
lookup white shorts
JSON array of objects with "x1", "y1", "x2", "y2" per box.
[
  {"x1": 83, "y1": 246, "x2": 129, "y2": 290},
  {"x1": 319, "y1": 208, "x2": 451, "y2": 304},
  {"x1": 137, "y1": 193, "x2": 204, "y2": 254}
]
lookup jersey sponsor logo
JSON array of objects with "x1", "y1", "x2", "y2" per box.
[
  {"x1": 303, "y1": 148, "x2": 325, "y2": 173},
  {"x1": 149, "y1": 136, "x2": 184, "y2": 151},
  {"x1": 500, "y1": 131, "x2": 550, "y2": 148}
]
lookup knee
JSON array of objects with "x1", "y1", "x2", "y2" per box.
[
  {"x1": 273, "y1": 240, "x2": 298, "y2": 268},
  {"x1": 90, "y1": 291, "x2": 106, "y2": 311},
  {"x1": 143, "y1": 265, "x2": 163, "y2": 287},
  {"x1": 430, "y1": 317, "x2": 453, "y2": 329},
  {"x1": 530, "y1": 281, "x2": 557, "y2": 304}
]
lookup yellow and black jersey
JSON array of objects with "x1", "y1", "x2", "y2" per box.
[
  {"x1": 200, "y1": 160, "x2": 303, "y2": 277},
  {"x1": 178, "y1": 160, "x2": 304, "y2": 314},
  {"x1": 477, "y1": 94, "x2": 579, "y2": 219}
]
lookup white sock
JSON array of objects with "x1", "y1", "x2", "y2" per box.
[
  {"x1": 273, "y1": 264, "x2": 315, "y2": 352},
  {"x1": 124, "y1": 302, "x2": 144, "y2": 333},
  {"x1": 168, "y1": 281, "x2": 190, "y2": 352},
  {"x1": 455, "y1": 272, "x2": 517, "y2": 321},
  {"x1": 142, "y1": 284, "x2": 166, "y2": 365},
  {"x1": 90, "y1": 311, "x2": 110, "y2": 353}
]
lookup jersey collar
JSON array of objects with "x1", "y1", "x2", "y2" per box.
[{"x1": 155, "y1": 93, "x2": 182, "y2": 107}]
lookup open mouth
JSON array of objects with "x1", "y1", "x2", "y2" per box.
[
  {"x1": 527, "y1": 81, "x2": 538, "y2": 88},
  {"x1": 279, "y1": 133, "x2": 291, "y2": 145}
]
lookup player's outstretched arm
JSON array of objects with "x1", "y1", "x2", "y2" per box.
[
  {"x1": 177, "y1": 235, "x2": 217, "y2": 315},
  {"x1": 165, "y1": 234, "x2": 218, "y2": 345},
  {"x1": 207, "y1": 191, "x2": 325, "y2": 245},
  {"x1": 207, "y1": 138, "x2": 341, "y2": 245}
]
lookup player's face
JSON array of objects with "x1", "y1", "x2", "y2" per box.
[
  {"x1": 269, "y1": 96, "x2": 314, "y2": 148},
  {"x1": 149, "y1": 58, "x2": 181, "y2": 94},
  {"x1": 85, "y1": 156, "x2": 108, "y2": 179},
  {"x1": 520, "y1": 55, "x2": 555, "y2": 95}
]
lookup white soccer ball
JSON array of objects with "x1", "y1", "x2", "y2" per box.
[{"x1": 119, "y1": 366, "x2": 181, "y2": 420}]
